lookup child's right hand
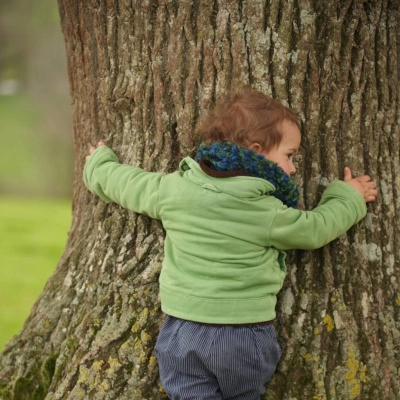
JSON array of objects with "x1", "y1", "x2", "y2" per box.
[
  {"x1": 343, "y1": 167, "x2": 377, "y2": 203},
  {"x1": 86, "y1": 141, "x2": 106, "y2": 161}
]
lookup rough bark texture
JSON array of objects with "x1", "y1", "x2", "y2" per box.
[{"x1": 1, "y1": 1, "x2": 399, "y2": 399}]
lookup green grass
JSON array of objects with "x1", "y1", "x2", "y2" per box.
[{"x1": 0, "y1": 196, "x2": 71, "y2": 351}]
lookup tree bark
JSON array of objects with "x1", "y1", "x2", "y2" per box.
[{"x1": 1, "y1": 1, "x2": 399, "y2": 399}]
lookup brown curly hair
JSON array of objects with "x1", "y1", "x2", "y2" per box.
[{"x1": 196, "y1": 87, "x2": 299, "y2": 152}]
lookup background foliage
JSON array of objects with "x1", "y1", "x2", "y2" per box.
[
  {"x1": 0, "y1": 0, "x2": 72, "y2": 197},
  {"x1": 0, "y1": 0, "x2": 72, "y2": 349}
]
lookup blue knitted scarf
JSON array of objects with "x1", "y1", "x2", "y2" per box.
[{"x1": 195, "y1": 141, "x2": 300, "y2": 208}]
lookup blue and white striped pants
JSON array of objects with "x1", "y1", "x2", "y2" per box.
[{"x1": 155, "y1": 315, "x2": 282, "y2": 400}]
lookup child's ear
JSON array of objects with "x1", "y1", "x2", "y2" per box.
[{"x1": 248, "y1": 143, "x2": 262, "y2": 154}]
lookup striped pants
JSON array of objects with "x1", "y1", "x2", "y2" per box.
[{"x1": 155, "y1": 316, "x2": 282, "y2": 400}]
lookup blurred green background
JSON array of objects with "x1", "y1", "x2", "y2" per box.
[{"x1": 0, "y1": 0, "x2": 73, "y2": 350}]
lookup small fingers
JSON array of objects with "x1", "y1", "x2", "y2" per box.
[
  {"x1": 355, "y1": 175, "x2": 373, "y2": 183},
  {"x1": 365, "y1": 187, "x2": 378, "y2": 202},
  {"x1": 365, "y1": 195, "x2": 377, "y2": 202},
  {"x1": 343, "y1": 167, "x2": 352, "y2": 182},
  {"x1": 344, "y1": 170, "x2": 378, "y2": 202},
  {"x1": 366, "y1": 181, "x2": 377, "y2": 191},
  {"x1": 87, "y1": 141, "x2": 106, "y2": 158},
  {"x1": 362, "y1": 181, "x2": 376, "y2": 189}
]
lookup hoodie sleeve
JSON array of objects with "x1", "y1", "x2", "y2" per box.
[
  {"x1": 268, "y1": 180, "x2": 367, "y2": 250},
  {"x1": 83, "y1": 146, "x2": 163, "y2": 219}
]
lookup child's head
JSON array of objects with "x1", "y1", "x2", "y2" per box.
[{"x1": 197, "y1": 86, "x2": 299, "y2": 153}]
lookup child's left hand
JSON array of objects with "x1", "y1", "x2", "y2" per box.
[
  {"x1": 343, "y1": 167, "x2": 378, "y2": 203},
  {"x1": 86, "y1": 141, "x2": 106, "y2": 161}
]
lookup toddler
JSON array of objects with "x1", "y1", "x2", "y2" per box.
[{"x1": 84, "y1": 87, "x2": 377, "y2": 400}]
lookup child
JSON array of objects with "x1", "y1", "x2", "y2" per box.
[{"x1": 84, "y1": 87, "x2": 377, "y2": 400}]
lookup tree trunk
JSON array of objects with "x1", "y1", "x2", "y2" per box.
[{"x1": 1, "y1": 1, "x2": 399, "y2": 399}]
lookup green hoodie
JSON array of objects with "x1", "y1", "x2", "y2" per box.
[{"x1": 84, "y1": 146, "x2": 367, "y2": 324}]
